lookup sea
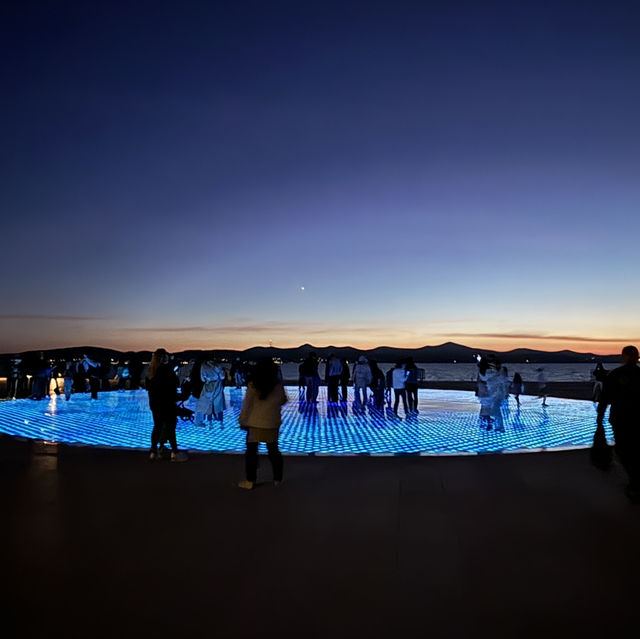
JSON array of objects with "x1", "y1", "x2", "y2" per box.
[{"x1": 278, "y1": 362, "x2": 608, "y2": 383}]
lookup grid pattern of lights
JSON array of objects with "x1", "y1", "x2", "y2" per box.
[{"x1": 0, "y1": 387, "x2": 610, "y2": 456}]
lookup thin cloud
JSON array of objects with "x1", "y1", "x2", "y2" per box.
[
  {"x1": 0, "y1": 314, "x2": 105, "y2": 321},
  {"x1": 441, "y1": 332, "x2": 638, "y2": 344},
  {"x1": 120, "y1": 323, "x2": 399, "y2": 335}
]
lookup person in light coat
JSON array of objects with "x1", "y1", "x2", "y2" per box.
[
  {"x1": 238, "y1": 359, "x2": 287, "y2": 490},
  {"x1": 195, "y1": 360, "x2": 226, "y2": 426},
  {"x1": 352, "y1": 356, "x2": 373, "y2": 408},
  {"x1": 392, "y1": 362, "x2": 409, "y2": 417}
]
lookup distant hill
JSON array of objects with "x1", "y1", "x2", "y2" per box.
[{"x1": 0, "y1": 341, "x2": 621, "y2": 373}]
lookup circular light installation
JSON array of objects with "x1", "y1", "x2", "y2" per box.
[{"x1": 0, "y1": 388, "x2": 610, "y2": 456}]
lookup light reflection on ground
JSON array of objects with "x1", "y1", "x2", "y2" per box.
[{"x1": 0, "y1": 387, "x2": 609, "y2": 456}]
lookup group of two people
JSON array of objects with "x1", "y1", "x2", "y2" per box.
[{"x1": 147, "y1": 349, "x2": 285, "y2": 489}]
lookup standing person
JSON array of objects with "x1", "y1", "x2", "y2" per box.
[
  {"x1": 326, "y1": 354, "x2": 342, "y2": 404},
  {"x1": 237, "y1": 359, "x2": 287, "y2": 490},
  {"x1": 340, "y1": 358, "x2": 350, "y2": 403},
  {"x1": 352, "y1": 356, "x2": 373, "y2": 409},
  {"x1": 63, "y1": 361, "x2": 74, "y2": 401},
  {"x1": 128, "y1": 355, "x2": 143, "y2": 391},
  {"x1": 596, "y1": 345, "x2": 640, "y2": 501},
  {"x1": 405, "y1": 358, "x2": 420, "y2": 414},
  {"x1": 511, "y1": 372, "x2": 524, "y2": 407},
  {"x1": 385, "y1": 366, "x2": 394, "y2": 408},
  {"x1": 392, "y1": 362, "x2": 409, "y2": 418},
  {"x1": 536, "y1": 368, "x2": 548, "y2": 407},
  {"x1": 592, "y1": 362, "x2": 608, "y2": 403},
  {"x1": 195, "y1": 360, "x2": 226, "y2": 426},
  {"x1": 146, "y1": 348, "x2": 187, "y2": 462},
  {"x1": 369, "y1": 360, "x2": 386, "y2": 411},
  {"x1": 7, "y1": 357, "x2": 22, "y2": 399},
  {"x1": 300, "y1": 352, "x2": 320, "y2": 403},
  {"x1": 486, "y1": 361, "x2": 509, "y2": 432},
  {"x1": 83, "y1": 354, "x2": 101, "y2": 400},
  {"x1": 476, "y1": 356, "x2": 492, "y2": 426}
]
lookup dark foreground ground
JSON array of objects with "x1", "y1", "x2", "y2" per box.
[{"x1": 3, "y1": 435, "x2": 640, "y2": 639}]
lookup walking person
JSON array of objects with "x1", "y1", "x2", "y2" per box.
[
  {"x1": 392, "y1": 361, "x2": 409, "y2": 418},
  {"x1": 596, "y1": 346, "x2": 640, "y2": 502},
  {"x1": 147, "y1": 348, "x2": 187, "y2": 462},
  {"x1": 405, "y1": 358, "x2": 420, "y2": 414},
  {"x1": 536, "y1": 367, "x2": 549, "y2": 407},
  {"x1": 326, "y1": 354, "x2": 342, "y2": 404},
  {"x1": 511, "y1": 372, "x2": 524, "y2": 407},
  {"x1": 592, "y1": 362, "x2": 608, "y2": 403},
  {"x1": 300, "y1": 352, "x2": 320, "y2": 403},
  {"x1": 353, "y1": 355, "x2": 373, "y2": 409},
  {"x1": 238, "y1": 359, "x2": 287, "y2": 490}
]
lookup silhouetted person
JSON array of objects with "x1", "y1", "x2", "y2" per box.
[
  {"x1": 405, "y1": 358, "x2": 419, "y2": 414},
  {"x1": 83, "y1": 354, "x2": 100, "y2": 399},
  {"x1": 326, "y1": 354, "x2": 342, "y2": 404},
  {"x1": 369, "y1": 360, "x2": 386, "y2": 410},
  {"x1": 476, "y1": 356, "x2": 492, "y2": 426},
  {"x1": 597, "y1": 345, "x2": 640, "y2": 501},
  {"x1": 238, "y1": 359, "x2": 287, "y2": 490},
  {"x1": 128, "y1": 354, "x2": 143, "y2": 390},
  {"x1": 147, "y1": 348, "x2": 187, "y2": 462},
  {"x1": 536, "y1": 367, "x2": 548, "y2": 407},
  {"x1": 592, "y1": 362, "x2": 608, "y2": 402},
  {"x1": 340, "y1": 358, "x2": 350, "y2": 402},
  {"x1": 300, "y1": 352, "x2": 320, "y2": 403},
  {"x1": 63, "y1": 361, "x2": 74, "y2": 400},
  {"x1": 392, "y1": 361, "x2": 409, "y2": 417},
  {"x1": 511, "y1": 372, "x2": 524, "y2": 407}
]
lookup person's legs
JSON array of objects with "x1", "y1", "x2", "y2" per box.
[
  {"x1": 393, "y1": 389, "x2": 400, "y2": 415},
  {"x1": 406, "y1": 385, "x2": 414, "y2": 411},
  {"x1": 341, "y1": 382, "x2": 348, "y2": 402},
  {"x1": 90, "y1": 377, "x2": 99, "y2": 400},
  {"x1": 64, "y1": 379, "x2": 72, "y2": 401},
  {"x1": 400, "y1": 389, "x2": 408, "y2": 415},
  {"x1": 329, "y1": 377, "x2": 338, "y2": 402},
  {"x1": 165, "y1": 420, "x2": 178, "y2": 453},
  {"x1": 266, "y1": 441, "x2": 283, "y2": 482},
  {"x1": 613, "y1": 424, "x2": 640, "y2": 491},
  {"x1": 150, "y1": 414, "x2": 161, "y2": 451},
  {"x1": 245, "y1": 441, "x2": 259, "y2": 483}
]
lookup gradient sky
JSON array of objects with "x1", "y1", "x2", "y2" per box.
[{"x1": 1, "y1": 0, "x2": 639, "y2": 355}]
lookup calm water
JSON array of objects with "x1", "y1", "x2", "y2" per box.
[{"x1": 279, "y1": 362, "x2": 608, "y2": 382}]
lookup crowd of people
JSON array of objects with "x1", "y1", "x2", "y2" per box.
[{"x1": 3, "y1": 345, "x2": 639, "y2": 500}]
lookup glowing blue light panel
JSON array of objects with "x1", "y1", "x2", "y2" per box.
[{"x1": 0, "y1": 387, "x2": 610, "y2": 456}]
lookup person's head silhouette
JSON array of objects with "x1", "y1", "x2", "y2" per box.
[{"x1": 621, "y1": 345, "x2": 639, "y2": 365}]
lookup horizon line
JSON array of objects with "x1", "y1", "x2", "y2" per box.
[{"x1": 0, "y1": 340, "x2": 626, "y2": 358}]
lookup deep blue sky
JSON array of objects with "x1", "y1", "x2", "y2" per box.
[{"x1": 1, "y1": 0, "x2": 639, "y2": 353}]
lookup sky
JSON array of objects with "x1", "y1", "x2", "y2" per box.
[{"x1": 1, "y1": 0, "x2": 639, "y2": 355}]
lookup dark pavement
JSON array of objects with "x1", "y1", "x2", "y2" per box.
[{"x1": 3, "y1": 435, "x2": 640, "y2": 638}]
